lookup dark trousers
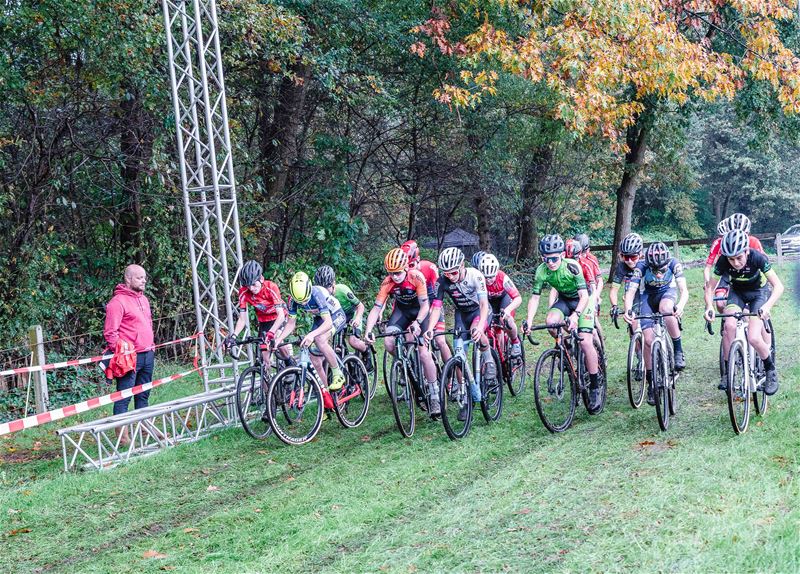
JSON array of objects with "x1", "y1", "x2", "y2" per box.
[{"x1": 113, "y1": 351, "x2": 155, "y2": 415}]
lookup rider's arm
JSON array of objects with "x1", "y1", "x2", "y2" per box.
[
  {"x1": 609, "y1": 282, "x2": 620, "y2": 307},
  {"x1": 574, "y1": 287, "x2": 589, "y2": 315},
  {"x1": 309, "y1": 313, "x2": 333, "y2": 339},
  {"x1": 526, "y1": 293, "x2": 540, "y2": 327},
  {"x1": 623, "y1": 283, "x2": 636, "y2": 313},
  {"x1": 364, "y1": 302, "x2": 383, "y2": 336},
  {"x1": 675, "y1": 277, "x2": 689, "y2": 312},
  {"x1": 269, "y1": 306, "x2": 287, "y2": 336},
  {"x1": 276, "y1": 315, "x2": 297, "y2": 344},
  {"x1": 414, "y1": 297, "x2": 430, "y2": 327},
  {"x1": 547, "y1": 286, "x2": 557, "y2": 307},
  {"x1": 476, "y1": 295, "x2": 489, "y2": 332},
  {"x1": 506, "y1": 294, "x2": 522, "y2": 315},
  {"x1": 232, "y1": 308, "x2": 249, "y2": 338},
  {"x1": 761, "y1": 269, "x2": 784, "y2": 314},
  {"x1": 703, "y1": 264, "x2": 713, "y2": 290}
]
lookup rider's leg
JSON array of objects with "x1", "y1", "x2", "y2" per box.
[
  {"x1": 417, "y1": 342, "x2": 440, "y2": 416},
  {"x1": 348, "y1": 334, "x2": 367, "y2": 353},
  {"x1": 310, "y1": 352, "x2": 328, "y2": 387},
  {"x1": 315, "y1": 333, "x2": 344, "y2": 390}
]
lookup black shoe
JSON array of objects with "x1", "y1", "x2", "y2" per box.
[
  {"x1": 363, "y1": 351, "x2": 374, "y2": 372},
  {"x1": 457, "y1": 403, "x2": 469, "y2": 422},
  {"x1": 764, "y1": 369, "x2": 779, "y2": 396},
  {"x1": 646, "y1": 383, "x2": 655, "y2": 406},
  {"x1": 588, "y1": 387, "x2": 602, "y2": 412},
  {"x1": 718, "y1": 377, "x2": 727, "y2": 391},
  {"x1": 674, "y1": 351, "x2": 686, "y2": 371}
]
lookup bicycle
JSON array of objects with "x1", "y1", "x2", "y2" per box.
[
  {"x1": 486, "y1": 315, "x2": 526, "y2": 397},
  {"x1": 528, "y1": 322, "x2": 607, "y2": 433},
  {"x1": 373, "y1": 331, "x2": 435, "y2": 438},
  {"x1": 227, "y1": 335, "x2": 293, "y2": 440},
  {"x1": 629, "y1": 313, "x2": 679, "y2": 431},
  {"x1": 332, "y1": 324, "x2": 378, "y2": 400},
  {"x1": 705, "y1": 312, "x2": 773, "y2": 434},
  {"x1": 266, "y1": 337, "x2": 370, "y2": 445},
  {"x1": 612, "y1": 308, "x2": 645, "y2": 409},
  {"x1": 438, "y1": 329, "x2": 503, "y2": 440}
]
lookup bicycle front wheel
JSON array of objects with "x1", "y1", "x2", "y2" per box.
[
  {"x1": 388, "y1": 359, "x2": 415, "y2": 437},
  {"x1": 440, "y1": 357, "x2": 472, "y2": 440},
  {"x1": 267, "y1": 366, "x2": 324, "y2": 446},
  {"x1": 235, "y1": 366, "x2": 272, "y2": 440},
  {"x1": 480, "y1": 348, "x2": 503, "y2": 422},
  {"x1": 505, "y1": 339, "x2": 526, "y2": 397},
  {"x1": 653, "y1": 343, "x2": 669, "y2": 431},
  {"x1": 365, "y1": 347, "x2": 379, "y2": 400},
  {"x1": 332, "y1": 355, "x2": 371, "y2": 429},
  {"x1": 727, "y1": 340, "x2": 750, "y2": 434},
  {"x1": 627, "y1": 330, "x2": 645, "y2": 409},
  {"x1": 533, "y1": 348, "x2": 576, "y2": 433}
]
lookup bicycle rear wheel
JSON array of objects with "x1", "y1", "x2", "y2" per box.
[
  {"x1": 584, "y1": 338, "x2": 607, "y2": 415},
  {"x1": 480, "y1": 348, "x2": 503, "y2": 422},
  {"x1": 653, "y1": 343, "x2": 669, "y2": 431},
  {"x1": 388, "y1": 359, "x2": 415, "y2": 437},
  {"x1": 364, "y1": 347, "x2": 379, "y2": 400},
  {"x1": 267, "y1": 366, "x2": 324, "y2": 445},
  {"x1": 626, "y1": 330, "x2": 645, "y2": 409},
  {"x1": 726, "y1": 341, "x2": 750, "y2": 434},
  {"x1": 752, "y1": 355, "x2": 768, "y2": 416},
  {"x1": 533, "y1": 348, "x2": 576, "y2": 433},
  {"x1": 235, "y1": 365, "x2": 272, "y2": 440},
  {"x1": 440, "y1": 357, "x2": 472, "y2": 440},
  {"x1": 332, "y1": 355, "x2": 370, "y2": 429}
]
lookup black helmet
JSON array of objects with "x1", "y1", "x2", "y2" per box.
[
  {"x1": 720, "y1": 229, "x2": 749, "y2": 257},
  {"x1": 240, "y1": 260, "x2": 262, "y2": 287},
  {"x1": 539, "y1": 234, "x2": 565, "y2": 256},
  {"x1": 313, "y1": 265, "x2": 336, "y2": 288},
  {"x1": 574, "y1": 233, "x2": 590, "y2": 253},
  {"x1": 645, "y1": 242, "x2": 670, "y2": 268},
  {"x1": 620, "y1": 233, "x2": 643, "y2": 256}
]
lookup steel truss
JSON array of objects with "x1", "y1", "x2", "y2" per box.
[{"x1": 57, "y1": 387, "x2": 235, "y2": 471}]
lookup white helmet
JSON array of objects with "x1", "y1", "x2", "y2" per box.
[
  {"x1": 728, "y1": 213, "x2": 751, "y2": 234},
  {"x1": 720, "y1": 229, "x2": 749, "y2": 257},
  {"x1": 716, "y1": 218, "x2": 731, "y2": 236},
  {"x1": 479, "y1": 254, "x2": 500, "y2": 278},
  {"x1": 438, "y1": 247, "x2": 465, "y2": 272}
]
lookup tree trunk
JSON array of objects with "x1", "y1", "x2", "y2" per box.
[
  {"x1": 609, "y1": 107, "x2": 652, "y2": 281},
  {"x1": 474, "y1": 191, "x2": 491, "y2": 250},
  {"x1": 517, "y1": 145, "x2": 553, "y2": 262},
  {"x1": 118, "y1": 88, "x2": 153, "y2": 262}
]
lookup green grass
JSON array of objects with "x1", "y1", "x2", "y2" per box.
[{"x1": 1, "y1": 266, "x2": 799, "y2": 573}]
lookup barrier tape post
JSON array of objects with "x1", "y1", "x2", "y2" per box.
[
  {"x1": 0, "y1": 366, "x2": 201, "y2": 437},
  {"x1": 28, "y1": 325, "x2": 49, "y2": 413}
]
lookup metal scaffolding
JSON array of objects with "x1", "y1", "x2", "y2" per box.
[{"x1": 162, "y1": 0, "x2": 245, "y2": 391}]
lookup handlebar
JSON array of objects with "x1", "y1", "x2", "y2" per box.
[{"x1": 704, "y1": 311, "x2": 771, "y2": 336}]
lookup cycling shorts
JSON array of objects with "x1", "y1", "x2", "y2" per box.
[
  {"x1": 549, "y1": 296, "x2": 594, "y2": 333},
  {"x1": 311, "y1": 309, "x2": 346, "y2": 335},
  {"x1": 454, "y1": 307, "x2": 493, "y2": 342},
  {"x1": 489, "y1": 293, "x2": 516, "y2": 318},
  {"x1": 386, "y1": 305, "x2": 419, "y2": 334},
  {"x1": 640, "y1": 288, "x2": 677, "y2": 330},
  {"x1": 725, "y1": 286, "x2": 770, "y2": 315}
]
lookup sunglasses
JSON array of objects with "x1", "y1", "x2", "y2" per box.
[
  {"x1": 443, "y1": 269, "x2": 460, "y2": 277},
  {"x1": 542, "y1": 255, "x2": 561, "y2": 263},
  {"x1": 621, "y1": 254, "x2": 639, "y2": 262},
  {"x1": 390, "y1": 271, "x2": 405, "y2": 278}
]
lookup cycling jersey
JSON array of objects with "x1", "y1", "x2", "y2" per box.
[
  {"x1": 612, "y1": 260, "x2": 646, "y2": 292},
  {"x1": 416, "y1": 260, "x2": 439, "y2": 300},
  {"x1": 531, "y1": 259, "x2": 587, "y2": 299},
  {"x1": 375, "y1": 269, "x2": 428, "y2": 308},
  {"x1": 238, "y1": 280, "x2": 285, "y2": 323},
  {"x1": 714, "y1": 250, "x2": 771, "y2": 292},
  {"x1": 583, "y1": 251, "x2": 602, "y2": 284},
  {"x1": 575, "y1": 257, "x2": 597, "y2": 294},
  {"x1": 630, "y1": 259, "x2": 684, "y2": 295},
  {"x1": 486, "y1": 270, "x2": 520, "y2": 302},
  {"x1": 433, "y1": 267, "x2": 488, "y2": 312},
  {"x1": 706, "y1": 235, "x2": 764, "y2": 266},
  {"x1": 288, "y1": 285, "x2": 342, "y2": 317},
  {"x1": 333, "y1": 283, "x2": 360, "y2": 318}
]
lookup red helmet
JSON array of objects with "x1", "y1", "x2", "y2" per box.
[
  {"x1": 565, "y1": 239, "x2": 581, "y2": 259},
  {"x1": 400, "y1": 240, "x2": 419, "y2": 261}
]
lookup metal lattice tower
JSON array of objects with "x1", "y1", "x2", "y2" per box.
[{"x1": 162, "y1": 0, "x2": 243, "y2": 390}]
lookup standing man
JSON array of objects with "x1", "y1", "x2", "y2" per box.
[{"x1": 103, "y1": 264, "x2": 155, "y2": 443}]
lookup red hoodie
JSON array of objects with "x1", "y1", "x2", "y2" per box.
[{"x1": 104, "y1": 284, "x2": 154, "y2": 352}]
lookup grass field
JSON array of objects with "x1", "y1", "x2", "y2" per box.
[{"x1": 1, "y1": 267, "x2": 799, "y2": 573}]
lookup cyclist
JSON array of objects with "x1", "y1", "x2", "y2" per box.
[
  {"x1": 574, "y1": 233, "x2": 604, "y2": 313},
  {"x1": 523, "y1": 234, "x2": 602, "y2": 410},
  {"x1": 401, "y1": 240, "x2": 452, "y2": 365},
  {"x1": 559, "y1": 239, "x2": 604, "y2": 348},
  {"x1": 609, "y1": 232, "x2": 645, "y2": 330},
  {"x1": 425, "y1": 247, "x2": 496, "y2": 419},
  {"x1": 703, "y1": 229, "x2": 783, "y2": 395},
  {"x1": 225, "y1": 260, "x2": 293, "y2": 363},
  {"x1": 274, "y1": 271, "x2": 347, "y2": 393},
  {"x1": 705, "y1": 214, "x2": 764, "y2": 297},
  {"x1": 313, "y1": 265, "x2": 371, "y2": 368},
  {"x1": 479, "y1": 253, "x2": 523, "y2": 357},
  {"x1": 623, "y1": 242, "x2": 689, "y2": 403},
  {"x1": 364, "y1": 248, "x2": 440, "y2": 416}
]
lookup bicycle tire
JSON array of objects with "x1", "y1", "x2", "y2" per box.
[
  {"x1": 727, "y1": 340, "x2": 750, "y2": 434},
  {"x1": 331, "y1": 355, "x2": 371, "y2": 429},
  {"x1": 388, "y1": 359, "x2": 415, "y2": 437},
  {"x1": 382, "y1": 348, "x2": 391, "y2": 396},
  {"x1": 440, "y1": 357, "x2": 472, "y2": 440},
  {"x1": 585, "y1": 338, "x2": 607, "y2": 416},
  {"x1": 365, "y1": 347, "x2": 379, "y2": 400},
  {"x1": 267, "y1": 366, "x2": 324, "y2": 446},
  {"x1": 533, "y1": 347, "x2": 576, "y2": 433},
  {"x1": 480, "y1": 347, "x2": 503, "y2": 422},
  {"x1": 653, "y1": 342, "x2": 669, "y2": 431},
  {"x1": 666, "y1": 344, "x2": 677, "y2": 417},
  {"x1": 752, "y1": 354, "x2": 768, "y2": 416},
  {"x1": 235, "y1": 365, "x2": 273, "y2": 440},
  {"x1": 505, "y1": 337, "x2": 526, "y2": 397},
  {"x1": 626, "y1": 330, "x2": 645, "y2": 409}
]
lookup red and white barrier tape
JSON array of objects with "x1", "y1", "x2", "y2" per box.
[
  {"x1": 0, "y1": 366, "x2": 201, "y2": 436},
  {"x1": 0, "y1": 333, "x2": 201, "y2": 379}
]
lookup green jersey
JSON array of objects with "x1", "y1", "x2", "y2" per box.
[
  {"x1": 334, "y1": 283, "x2": 361, "y2": 316},
  {"x1": 531, "y1": 259, "x2": 587, "y2": 299}
]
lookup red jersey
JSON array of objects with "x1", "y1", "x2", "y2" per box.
[
  {"x1": 238, "y1": 280, "x2": 284, "y2": 323},
  {"x1": 706, "y1": 236, "x2": 764, "y2": 266},
  {"x1": 576, "y1": 257, "x2": 597, "y2": 292},
  {"x1": 415, "y1": 260, "x2": 439, "y2": 299},
  {"x1": 375, "y1": 269, "x2": 428, "y2": 308},
  {"x1": 485, "y1": 270, "x2": 520, "y2": 301},
  {"x1": 583, "y1": 252, "x2": 601, "y2": 285}
]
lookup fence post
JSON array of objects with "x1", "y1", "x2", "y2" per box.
[
  {"x1": 28, "y1": 325, "x2": 49, "y2": 414},
  {"x1": 672, "y1": 240, "x2": 680, "y2": 263},
  {"x1": 776, "y1": 233, "x2": 783, "y2": 266}
]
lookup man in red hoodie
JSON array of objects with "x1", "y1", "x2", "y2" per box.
[{"x1": 104, "y1": 264, "x2": 155, "y2": 425}]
